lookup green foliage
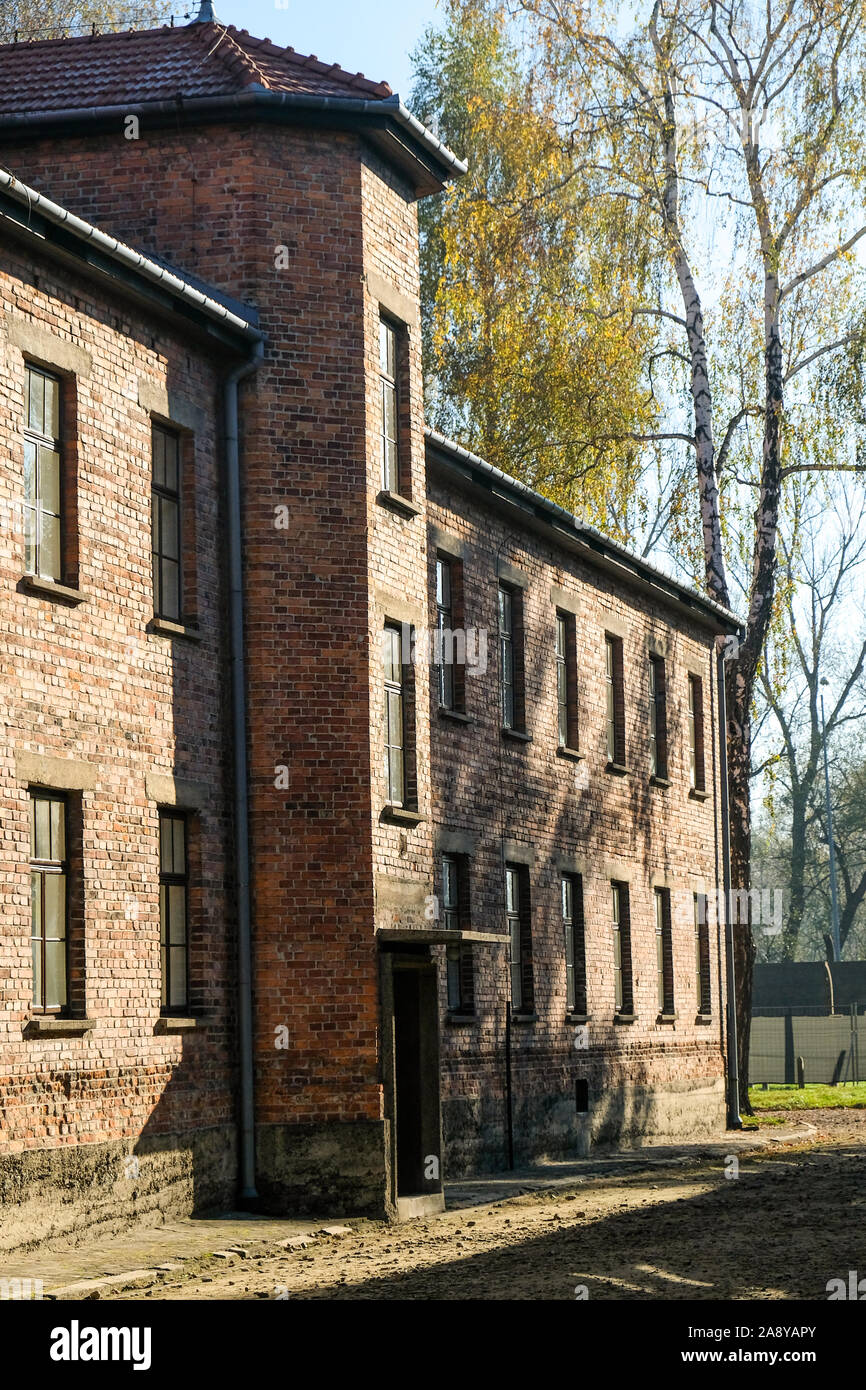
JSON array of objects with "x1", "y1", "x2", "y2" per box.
[{"x1": 411, "y1": 0, "x2": 662, "y2": 533}]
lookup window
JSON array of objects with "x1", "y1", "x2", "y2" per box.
[
  {"x1": 152, "y1": 424, "x2": 182, "y2": 622},
  {"x1": 649, "y1": 655, "x2": 668, "y2": 778},
  {"x1": 384, "y1": 623, "x2": 405, "y2": 806},
  {"x1": 30, "y1": 791, "x2": 68, "y2": 1013},
  {"x1": 655, "y1": 887, "x2": 674, "y2": 1014},
  {"x1": 605, "y1": 634, "x2": 625, "y2": 765},
  {"x1": 562, "y1": 873, "x2": 587, "y2": 1014},
  {"x1": 159, "y1": 812, "x2": 188, "y2": 1012},
  {"x1": 23, "y1": 365, "x2": 63, "y2": 581},
  {"x1": 506, "y1": 863, "x2": 534, "y2": 1013},
  {"x1": 688, "y1": 674, "x2": 706, "y2": 792},
  {"x1": 436, "y1": 556, "x2": 456, "y2": 710},
  {"x1": 611, "y1": 881, "x2": 633, "y2": 1014},
  {"x1": 695, "y1": 892, "x2": 711, "y2": 1014},
  {"x1": 556, "y1": 612, "x2": 579, "y2": 750},
  {"x1": 379, "y1": 317, "x2": 400, "y2": 494},
  {"x1": 442, "y1": 854, "x2": 474, "y2": 1014},
  {"x1": 499, "y1": 585, "x2": 525, "y2": 731}
]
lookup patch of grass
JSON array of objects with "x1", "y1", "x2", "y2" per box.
[{"x1": 749, "y1": 1082, "x2": 866, "y2": 1111}]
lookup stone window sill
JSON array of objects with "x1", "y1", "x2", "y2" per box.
[
  {"x1": 556, "y1": 746, "x2": 583, "y2": 762},
  {"x1": 502, "y1": 727, "x2": 531, "y2": 743},
  {"x1": 380, "y1": 805, "x2": 425, "y2": 827},
  {"x1": 19, "y1": 574, "x2": 86, "y2": 606},
  {"x1": 148, "y1": 617, "x2": 201, "y2": 642},
  {"x1": 650, "y1": 774, "x2": 671, "y2": 788},
  {"x1": 511, "y1": 1011, "x2": 537, "y2": 1024},
  {"x1": 156, "y1": 1016, "x2": 200, "y2": 1033},
  {"x1": 445, "y1": 1012, "x2": 476, "y2": 1026},
  {"x1": 657, "y1": 1012, "x2": 678, "y2": 1023},
  {"x1": 695, "y1": 1013, "x2": 714, "y2": 1025},
  {"x1": 689, "y1": 787, "x2": 711, "y2": 802},
  {"x1": 605, "y1": 761, "x2": 629, "y2": 776},
  {"x1": 566, "y1": 1012, "x2": 592, "y2": 1025},
  {"x1": 376, "y1": 489, "x2": 420, "y2": 518},
  {"x1": 613, "y1": 1011, "x2": 636, "y2": 1024},
  {"x1": 24, "y1": 1016, "x2": 95, "y2": 1037},
  {"x1": 438, "y1": 707, "x2": 473, "y2": 724}
]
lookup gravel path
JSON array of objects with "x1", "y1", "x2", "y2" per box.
[{"x1": 102, "y1": 1111, "x2": 866, "y2": 1301}]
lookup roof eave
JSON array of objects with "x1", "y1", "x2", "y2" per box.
[
  {"x1": 425, "y1": 430, "x2": 745, "y2": 636},
  {"x1": 0, "y1": 170, "x2": 261, "y2": 352},
  {"x1": 0, "y1": 90, "x2": 466, "y2": 197}
]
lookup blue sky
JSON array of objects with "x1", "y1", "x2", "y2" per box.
[{"x1": 198, "y1": 0, "x2": 442, "y2": 100}]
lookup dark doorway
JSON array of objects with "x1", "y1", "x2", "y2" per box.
[{"x1": 391, "y1": 959, "x2": 442, "y2": 1201}]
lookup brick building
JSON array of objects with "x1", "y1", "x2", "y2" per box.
[{"x1": 0, "y1": 13, "x2": 741, "y2": 1245}]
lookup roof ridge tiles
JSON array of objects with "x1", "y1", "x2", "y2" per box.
[{"x1": 189, "y1": 20, "x2": 272, "y2": 90}]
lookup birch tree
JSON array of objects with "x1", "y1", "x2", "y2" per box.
[
  {"x1": 417, "y1": 0, "x2": 866, "y2": 1109},
  {"x1": 756, "y1": 481, "x2": 866, "y2": 961}
]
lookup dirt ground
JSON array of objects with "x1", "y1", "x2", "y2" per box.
[{"x1": 107, "y1": 1110, "x2": 866, "y2": 1301}]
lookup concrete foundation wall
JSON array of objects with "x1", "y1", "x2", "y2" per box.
[
  {"x1": 0, "y1": 1125, "x2": 235, "y2": 1254},
  {"x1": 254, "y1": 1120, "x2": 393, "y2": 1220}
]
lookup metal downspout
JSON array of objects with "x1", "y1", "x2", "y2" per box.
[{"x1": 225, "y1": 338, "x2": 264, "y2": 1200}]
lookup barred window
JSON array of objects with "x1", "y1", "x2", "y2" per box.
[
  {"x1": 649, "y1": 655, "x2": 668, "y2": 778},
  {"x1": 159, "y1": 812, "x2": 188, "y2": 1012},
  {"x1": 556, "y1": 612, "x2": 579, "y2": 750},
  {"x1": 500, "y1": 587, "x2": 515, "y2": 729},
  {"x1": 152, "y1": 423, "x2": 182, "y2": 622},
  {"x1": 695, "y1": 892, "x2": 712, "y2": 1014},
  {"x1": 655, "y1": 886, "x2": 674, "y2": 1014},
  {"x1": 611, "y1": 881, "x2": 633, "y2": 1014},
  {"x1": 562, "y1": 873, "x2": 586, "y2": 1014},
  {"x1": 605, "y1": 634, "x2": 625, "y2": 765}
]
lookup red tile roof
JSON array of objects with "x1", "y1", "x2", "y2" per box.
[{"x1": 0, "y1": 20, "x2": 393, "y2": 116}]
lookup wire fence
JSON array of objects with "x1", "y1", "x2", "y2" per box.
[
  {"x1": 749, "y1": 1003, "x2": 865, "y2": 1086},
  {"x1": 3, "y1": 9, "x2": 194, "y2": 43}
]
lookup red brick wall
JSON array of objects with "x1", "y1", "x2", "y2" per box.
[
  {"x1": 0, "y1": 124, "x2": 426, "y2": 1182},
  {"x1": 426, "y1": 462, "x2": 728, "y2": 1170},
  {"x1": 0, "y1": 246, "x2": 235, "y2": 1191}
]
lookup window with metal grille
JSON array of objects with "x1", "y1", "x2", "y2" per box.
[
  {"x1": 688, "y1": 673, "x2": 706, "y2": 792},
  {"x1": 379, "y1": 317, "x2": 399, "y2": 494},
  {"x1": 556, "y1": 611, "x2": 579, "y2": 750},
  {"x1": 443, "y1": 853, "x2": 474, "y2": 1014},
  {"x1": 159, "y1": 812, "x2": 189, "y2": 1012},
  {"x1": 152, "y1": 423, "x2": 182, "y2": 622},
  {"x1": 611, "y1": 881, "x2": 633, "y2": 1014},
  {"x1": 384, "y1": 623, "x2": 405, "y2": 805},
  {"x1": 562, "y1": 873, "x2": 587, "y2": 1014},
  {"x1": 30, "y1": 791, "x2": 68, "y2": 1013},
  {"x1": 695, "y1": 892, "x2": 712, "y2": 1014},
  {"x1": 605, "y1": 634, "x2": 626, "y2": 765},
  {"x1": 649, "y1": 655, "x2": 668, "y2": 778},
  {"x1": 23, "y1": 365, "x2": 63, "y2": 582},
  {"x1": 499, "y1": 585, "x2": 525, "y2": 731},
  {"x1": 506, "y1": 863, "x2": 534, "y2": 1013},
  {"x1": 655, "y1": 886, "x2": 674, "y2": 1014}
]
